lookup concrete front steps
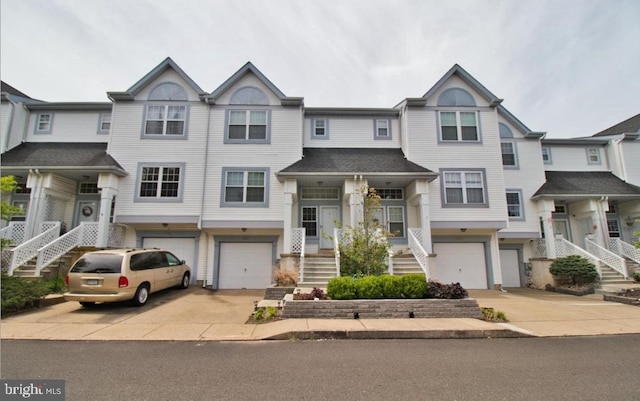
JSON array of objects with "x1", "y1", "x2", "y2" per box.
[
  {"x1": 299, "y1": 254, "x2": 338, "y2": 287},
  {"x1": 298, "y1": 253, "x2": 425, "y2": 287},
  {"x1": 599, "y1": 264, "x2": 635, "y2": 285}
]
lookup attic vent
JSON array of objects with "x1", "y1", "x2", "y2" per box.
[
  {"x1": 230, "y1": 86, "x2": 268, "y2": 105},
  {"x1": 437, "y1": 87, "x2": 476, "y2": 107},
  {"x1": 148, "y1": 82, "x2": 188, "y2": 101}
]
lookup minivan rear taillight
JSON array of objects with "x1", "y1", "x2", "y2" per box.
[
  {"x1": 65, "y1": 275, "x2": 69, "y2": 286},
  {"x1": 118, "y1": 276, "x2": 129, "y2": 288}
]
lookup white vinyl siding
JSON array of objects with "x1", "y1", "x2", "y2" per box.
[
  {"x1": 540, "y1": 145, "x2": 609, "y2": 171},
  {"x1": 27, "y1": 110, "x2": 112, "y2": 142},
  {"x1": 304, "y1": 117, "x2": 401, "y2": 148}
]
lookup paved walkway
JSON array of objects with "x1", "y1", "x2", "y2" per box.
[{"x1": 2, "y1": 287, "x2": 640, "y2": 341}]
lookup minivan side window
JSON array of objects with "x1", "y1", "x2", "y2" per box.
[
  {"x1": 165, "y1": 252, "x2": 182, "y2": 266},
  {"x1": 130, "y1": 253, "x2": 159, "y2": 271}
]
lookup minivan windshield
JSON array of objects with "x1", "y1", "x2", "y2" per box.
[{"x1": 70, "y1": 254, "x2": 123, "y2": 273}]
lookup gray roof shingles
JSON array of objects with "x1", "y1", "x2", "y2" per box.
[
  {"x1": 533, "y1": 171, "x2": 640, "y2": 197},
  {"x1": 1, "y1": 142, "x2": 125, "y2": 171},
  {"x1": 592, "y1": 113, "x2": 640, "y2": 137},
  {"x1": 279, "y1": 148, "x2": 434, "y2": 174}
]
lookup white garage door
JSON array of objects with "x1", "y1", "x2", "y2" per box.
[
  {"x1": 500, "y1": 249, "x2": 521, "y2": 287},
  {"x1": 143, "y1": 237, "x2": 196, "y2": 282},
  {"x1": 219, "y1": 243, "x2": 272, "y2": 289},
  {"x1": 434, "y1": 243, "x2": 488, "y2": 289}
]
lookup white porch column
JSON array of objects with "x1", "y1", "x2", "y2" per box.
[
  {"x1": 283, "y1": 193, "x2": 293, "y2": 253},
  {"x1": 418, "y1": 194, "x2": 433, "y2": 254},
  {"x1": 282, "y1": 178, "x2": 297, "y2": 254},
  {"x1": 24, "y1": 171, "x2": 46, "y2": 240},
  {"x1": 96, "y1": 173, "x2": 119, "y2": 248},
  {"x1": 349, "y1": 192, "x2": 364, "y2": 227},
  {"x1": 538, "y1": 200, "x2": 556, "y2": 259}
]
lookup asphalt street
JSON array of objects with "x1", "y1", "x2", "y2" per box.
[{"x1": 2, "y1": 336, "x2": 640, "y2": 401}]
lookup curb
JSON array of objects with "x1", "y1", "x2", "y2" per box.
[{"x1": 263, "y1": 328, "x2": 532, "y2": 341}]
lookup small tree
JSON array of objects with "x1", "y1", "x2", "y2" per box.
[
  {"x1": 1, "y1": 175, "x2": 24, "y2": 248},
  {"x1": 549, "y1": 255, "x2": 598, "y2": 286},
  {"x1": 337, "y1": 187, "x2": 392, "y2": 277}
]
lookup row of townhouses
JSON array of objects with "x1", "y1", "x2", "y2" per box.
[{"x1": 1, "y1": 58, "x2": 639, "y2": 290}]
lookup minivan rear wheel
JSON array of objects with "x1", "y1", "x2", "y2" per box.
[
  {"x1": 131, "y1": 284, "x2": 150, "y2": 306},
  {"x1": 79, "y1": 301, "x2": 96, "y2": 307},
  {"x1": 179, "y1": 273, "x2": 190, "y2": 289}
]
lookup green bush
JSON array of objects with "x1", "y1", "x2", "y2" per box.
[
  {"x1": 632, "y1": 271, "x2": 640, "y2": 283},
  {"x1": 401, "y1": 274, "x2": 428, "y2": 299},
  {"x1": 327, "y1": 276, "x2": 357, "y2": 300},
  {"x1": 355, "y1": 275, "x2": 384, "y2": 299},
  {"x1": 380, "y1": 275, "x2": 403, "y2": 299},
  {"x1": 1, "y1": 273, "x2": 50, "y2": 314},
  {"x1": 549, "y1": 255, "x2": 599, "y2": 286}
]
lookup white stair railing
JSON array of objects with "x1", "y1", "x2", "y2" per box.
[
  {"x1": 408, "y1": 228, "x2": 430, "y2": 280},
  {"x1": 586, "y1": 238, "x2": 627, "y2": 278},
  {"x1": 609, "y1": 238, "x2": 640, "y2": 265},
  {"x1": 555, "y1": 237, "x2": 602, "y2": 278},
  {"x1": 291, "y1": 228, "x2": 306, "y2": 283},
  {"x1": 7, "y1": 222, "x2": 61, "y2": 276},
  {"x1": 35, "y1": 223, "x2": 127, "y2": 276},
  {"x1": 0, "y1": 222, "x2": 27, "y2": 245}
]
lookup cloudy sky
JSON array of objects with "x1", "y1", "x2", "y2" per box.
[{"x1": 1, "y1": 0, "x2": 638, "y2": 138}]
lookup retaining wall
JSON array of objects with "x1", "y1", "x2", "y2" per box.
[{"x1": 282, "y1": 298, "x2": 483, "y2": 319}]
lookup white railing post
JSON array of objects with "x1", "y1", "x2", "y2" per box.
[{"x1": 387, "y1": 249, "x2": 394, "y2": 275}]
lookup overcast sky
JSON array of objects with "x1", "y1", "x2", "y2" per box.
[{"x1": 1, "y1": 0, "x2": 639, "y2": 138}]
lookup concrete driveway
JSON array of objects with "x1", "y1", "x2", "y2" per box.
[{"x1": 1, "y1": 287, "x2": 265, "y2": 341}]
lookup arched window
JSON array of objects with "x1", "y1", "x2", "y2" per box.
[
  {"x1": 230, "y1": 86, "x2": 269, "y2": 105},
  {"x1": 499, "y1": 123, "x2": 514, "y2": 138},
  {"x1": 148, "y1": 82, "x2": 188, "y2": 101},
  {"x1": 437, "y1": 88, "x2": 476, "y2": 107}
]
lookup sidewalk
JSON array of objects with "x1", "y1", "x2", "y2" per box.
[{"x1": 2, "y1": 287, "x2": 640, "y2": 341}]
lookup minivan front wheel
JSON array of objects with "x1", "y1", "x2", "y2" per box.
[
  {"x1": 179, "y1": 273, "x2": 190, "y2": 289},
  {"x1": 131, "y1": 284, "x2": 150, "y2": 306}
]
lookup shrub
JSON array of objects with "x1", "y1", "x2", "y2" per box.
[
  {"x1": 274, "y1": 269, "x2": 298, "y2": 287},
  {"x1": 294, "y1": 287, "x2": 327, "y2": 300},
  {"x1": 327, "y1": 276, "x2": 357, "y2": 300},
  {"x1": 265, "y1": 306, "x2": 278, "y2": 319},
  {"x1": 380, "y1": 275, "x2": 403, "y2": 299},
  {"x1": 549, "y1": 255, "x2": 598, "y2": 286},
  {"x1": 632, "y1": 271, "x2": 640, "y2": 283},
  {"x1": 355, "y1": 275, "x2": 384, "y2": 299},
  {"x1": 1, "y1": 273, "x2": 50, "y2": 315},
  {"x1": 481, "y1": 307, "x2": 508, "y2": 322},
  {"x1": 426, "y1": 281, "x2": 468, "y2": 299},
  {"x1": 401, "y1": 274, "x2": 428, "y2": 299}
]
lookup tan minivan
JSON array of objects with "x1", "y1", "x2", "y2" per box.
[{"x1": 64, "y1": 248, "x2": 191, "y2": 307}]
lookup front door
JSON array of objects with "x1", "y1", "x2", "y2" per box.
[
  {"x1": 553, "y1": 219, "x2": 570, "y2": 241},
  {"x1": 320, "y1": 206, "x2": 339, "y2": 249},
  {"x1": 76, "y1": 201, "x2": 99, "y2": 224}
]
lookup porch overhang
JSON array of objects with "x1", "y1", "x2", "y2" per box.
[{"x1": 531, "y1": 171, "x2": 640, "y2": 201}]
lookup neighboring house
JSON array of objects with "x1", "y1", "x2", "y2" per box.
[{"x1": 1, "y1": 62, "x2": 639, "y2": 290}]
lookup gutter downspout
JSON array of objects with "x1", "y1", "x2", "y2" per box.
[{"x1": 200, "y1": 99, "x2": 213, "y2": 287}]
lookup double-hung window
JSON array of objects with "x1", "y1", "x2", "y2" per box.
[
  {"x1": 222, "y1": 168, "x2": 269, "y2": 207},
  {"x1": 501, "y1": 142, "x2": 518, "y2": 168},
  {"x1": 136, "y1": 164, "x2": 184, "y2": 201},
  {"x1": 375, "y1": 119, "x2": 391, "y2": 139},
  {"x1": 587, "y1": 147, "x2": 601, "y2": 164},
  {"x1": 541, "y1": 147, "x2": 552, "y2": 164},
  {"x1": 442, "y1": 170, "x2": 486, "y2": 206},
  {"x1": 144, "y1": 105, "x2": 186, "y2": 136},
  {"x1": 35, "y1": 113, "x2": 53, "y2": 134},
  {"x1": 371, "y1": 206, "x2": 406, "y2": 237},
  {"x1": 98, "y1": 113, "x2": 111, "y2": 134},
  {"x1": 506, "y1": 191, "x2": 523, "y2": 219},
  {"x1": 440, "y1": 111, "x2": 478, "y2": 141},
  {"x1": 227, "y1": 110, "x2": 268, "y2": 142}
]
